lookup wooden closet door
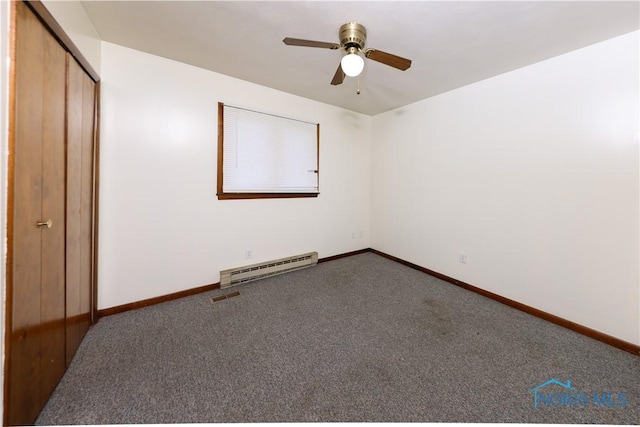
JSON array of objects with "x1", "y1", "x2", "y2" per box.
[
  {"x1": 66, "y1": 55, "x2": 95, "y2": 364},
  {"x1": 8, "y1": 2, "x2": 67, "y2": 425}
]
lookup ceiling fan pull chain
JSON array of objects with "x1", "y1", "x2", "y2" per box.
[{"x1": 356, "y1": 76, "x2": 361, "y2": 95}]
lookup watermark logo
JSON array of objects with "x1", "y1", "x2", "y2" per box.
[{"x1": 529, "y1": 379, "x2": 628, "y2": 409}]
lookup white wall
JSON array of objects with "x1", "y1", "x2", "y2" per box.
[
  {"x1": 371, "y1": 31, "x2": 640, "y2": 345},
  {"x1": 98, "y1": 42, "x2": 371, "y2": 309},
  {"x1": 42, "y1": 0, "x2": 101, "y2": 74}
]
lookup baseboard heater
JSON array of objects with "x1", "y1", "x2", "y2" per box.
[{"x1": 220, "y1": 251, "x2": 318, "y2": 289}]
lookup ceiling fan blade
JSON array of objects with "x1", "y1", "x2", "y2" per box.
[
  {"x1": 331, "y1": 63, "x2": 345, "y2": 86},
  {"x1": 365, "y1": 49, "x2": 412, "y2": 71},
  {"x1": 283, "y1": 37, "x2": 340, "y2": 50}
]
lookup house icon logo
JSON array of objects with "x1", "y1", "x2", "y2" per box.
[
  {"x1": 529, "y1": 379, "x2": 575, "y2": 409},
  {"x1": 529, "y1": 378, "x2": 628, "y2": 409}
]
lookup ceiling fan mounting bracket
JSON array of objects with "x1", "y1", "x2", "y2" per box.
[{"x1": 339, "y1": 22, "x2": 366, "y2": 50}]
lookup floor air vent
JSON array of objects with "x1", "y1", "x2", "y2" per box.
[
  {"x1": 210, "y1": 291, "x2": 241, "y2": 303},
  {"x1": 220, "y1": 252, "x2": 318, "y2": 289}
]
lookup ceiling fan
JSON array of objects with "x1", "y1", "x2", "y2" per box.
[{"x1": 283, "y1": 22, "x2": 412, "y2": 86}]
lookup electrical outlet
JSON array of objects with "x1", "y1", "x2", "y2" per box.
[
  {"x1": 459, "y1": 252, "x2": 467, "y2": 264},
  {"x1": 246, "y1": 249, "x2": 253, "y2": 259}
]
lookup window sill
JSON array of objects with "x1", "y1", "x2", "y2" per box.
[{"x1": 217, "y1": 193, "x2": 320, "y2": 200}]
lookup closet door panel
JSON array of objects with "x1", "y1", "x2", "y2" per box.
[
  {"x1": 66, "y1": 56, "x2": 94, "y2": 363},
  {"x1": 65, "y1": 55, "x2": 83, "y2": 364},
  {"x1": 9, "y1": 2, "x2": 66, "y2": 424},
  {"x1": 10, "y1": 4, "x2": 45, "y2": 424},
  {"x1": 8, "y1": 2, "x2": 99, "y2": 425},
  {"x1": 39, "y1": 29, "x2": 68, "y2": 404}
]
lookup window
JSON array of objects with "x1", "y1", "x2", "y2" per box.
[{"x1": 217, "y1": 103, "x2": 319, "y2": 200}]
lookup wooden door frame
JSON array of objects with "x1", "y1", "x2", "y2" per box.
[
  {"x1": 92, "y1": 80, "x2": 101, "y2": 324},
  {"x1": 21, "y1": 1, "x2": 99, "y2": 81},
  {"x1": 4, "y1": 1, "x2": 100, "y2": 424}
]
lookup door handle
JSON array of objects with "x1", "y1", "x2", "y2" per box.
[{"x1": 36, "y1": 219, "x2": 52, "y2": 229}]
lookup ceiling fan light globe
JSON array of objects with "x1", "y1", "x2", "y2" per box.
[{"x1": 341, "y1": 53, "x2": 364, "y2": 77}]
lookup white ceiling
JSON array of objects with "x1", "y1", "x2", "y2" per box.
[{"x1": 81, "y1": 1, "x2": 639, "y2": 116}]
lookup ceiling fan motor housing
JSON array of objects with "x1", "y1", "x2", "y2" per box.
[{"x1": 339, "y1": 22, "x2": 366, "y2": 50}]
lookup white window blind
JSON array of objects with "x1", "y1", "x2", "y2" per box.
[{"x1": 220, "y1": 103, "x2": 319, "y2": 196}]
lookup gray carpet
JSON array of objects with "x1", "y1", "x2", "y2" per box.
[{"x1": 37, "y1": 252, "x2": 640, "y2": 424}]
